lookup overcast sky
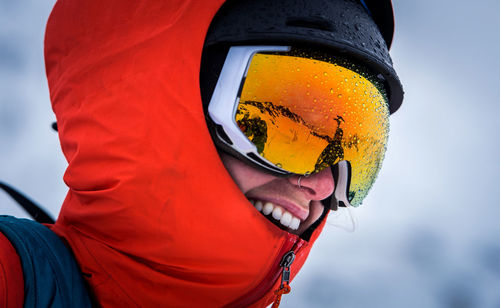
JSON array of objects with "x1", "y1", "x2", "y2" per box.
[{"x1": 1, "y1": 1, "x2": 499, "y2": 307}]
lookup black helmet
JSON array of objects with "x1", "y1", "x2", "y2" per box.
[{"x1": 201, "y1": 0, "x2": 404, "y2": 114}]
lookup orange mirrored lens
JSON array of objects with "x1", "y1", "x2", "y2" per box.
[{"x1": 236, "y1": 52, "x2": 389, "y2": 206}]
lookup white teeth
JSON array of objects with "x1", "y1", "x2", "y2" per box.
[
  {"x1": 254, "y1": 200, "x2": 263, "y2": 212},
  {"x1": 262, "y1": 202, "x2": 274, "y2": 215},
  {"x1": 272, "y1": 206, "x2": 283, "y2": 220},
  {"x1": 289, "y1": 217, "x2": 300, "y2": 230},
  {"x1": 280, "y1": 211, "x2": 292, "y2": 227},
  {"x1": 250, "y1": 199, "x2": 302, "y2": 230}
]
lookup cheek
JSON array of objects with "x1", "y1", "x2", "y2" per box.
[{"x1": 219, "y1": 153, "x2": 276, "y2": 194}]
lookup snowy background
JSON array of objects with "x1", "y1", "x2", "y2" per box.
[{"x1": 1, "y1": 1, "x2": 499, "y2": 307}]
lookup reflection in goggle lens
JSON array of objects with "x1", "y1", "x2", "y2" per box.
[{"x1": 236, "y1": 50, "x2": 389, "y2": 206}]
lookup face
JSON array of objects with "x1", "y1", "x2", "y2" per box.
[{"x1": 220, "y1": 153, "x2": 335, "y2": 235}]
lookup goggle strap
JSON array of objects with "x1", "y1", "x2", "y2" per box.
[
  {"x1": 329, "y1": 196, "x2": 339, "y2": 211},
  {"x1": 332, "y1": 160, "x2": 353, "y2": 208}
]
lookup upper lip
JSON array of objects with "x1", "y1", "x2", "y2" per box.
[{"x1": 246, "y1": 195, "x2": 309, "y2": 221}]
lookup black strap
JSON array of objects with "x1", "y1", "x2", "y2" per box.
[
  {"x1": 0, "y1": 216, "x2": 92, "y2": 307},
  {"x1": 0, "y1": 182, "x2": 55, "y2": 224}
]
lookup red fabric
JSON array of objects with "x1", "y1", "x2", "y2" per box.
[
  {"x1": 44, "y1": 1, "x2": 327, "y2": 306},
  {"x1": 0, "y1": 232, "x2": 24, "y2": 308}
]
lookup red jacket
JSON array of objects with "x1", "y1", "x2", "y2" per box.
[
  {"x1": 0, "y1": 232, "x2": 24, "y2": 308},
  {"x1": 43, "y1": 1, "x2": 328, "y2": 306}
]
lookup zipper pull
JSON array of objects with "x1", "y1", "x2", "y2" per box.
[{"x1": 272, "y1": 251, "x2": 296, "y2": 308}]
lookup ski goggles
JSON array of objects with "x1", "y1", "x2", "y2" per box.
[{"x1": 208, "y1": 46, "x2": 390, "y2": 207}]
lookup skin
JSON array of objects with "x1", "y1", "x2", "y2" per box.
[{"x1": 220, "y1": 153, "x2": 335, "y2": 235}]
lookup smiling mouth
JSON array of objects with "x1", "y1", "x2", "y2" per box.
[{"x1": 248, "y1": 199, "x2": 302, "y2": 231}]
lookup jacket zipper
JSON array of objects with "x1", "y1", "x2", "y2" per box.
[
  {"x1": 225, "y1": 235, "x2": 306, "y2": 307},
  {"x1": 271, "y1": 250, "x2": 296, "y2": 308}
]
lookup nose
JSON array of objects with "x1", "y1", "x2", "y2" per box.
[{"x1": 288, "y1": 167, "x2": 335, "y2": 201}]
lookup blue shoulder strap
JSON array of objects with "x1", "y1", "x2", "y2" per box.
[{"x1": 0, "y1": 216, "x2": 92, "y2": 307}]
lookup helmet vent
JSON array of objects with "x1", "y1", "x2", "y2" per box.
[{"x1": 286, "y1": 17, "x2": 335, "y2": 32}]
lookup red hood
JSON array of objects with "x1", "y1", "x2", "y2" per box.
[{"x1": 45, "y1": 1, "x2": 327, "y2": 306}]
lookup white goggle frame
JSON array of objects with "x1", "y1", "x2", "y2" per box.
[{"x1": 208, "y1": 45, "x2": 291, "y2": 175}]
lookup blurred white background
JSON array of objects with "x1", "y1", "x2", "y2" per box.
[{"x1": 1, "y1": 1, "x2": 499, "y2": 307}]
